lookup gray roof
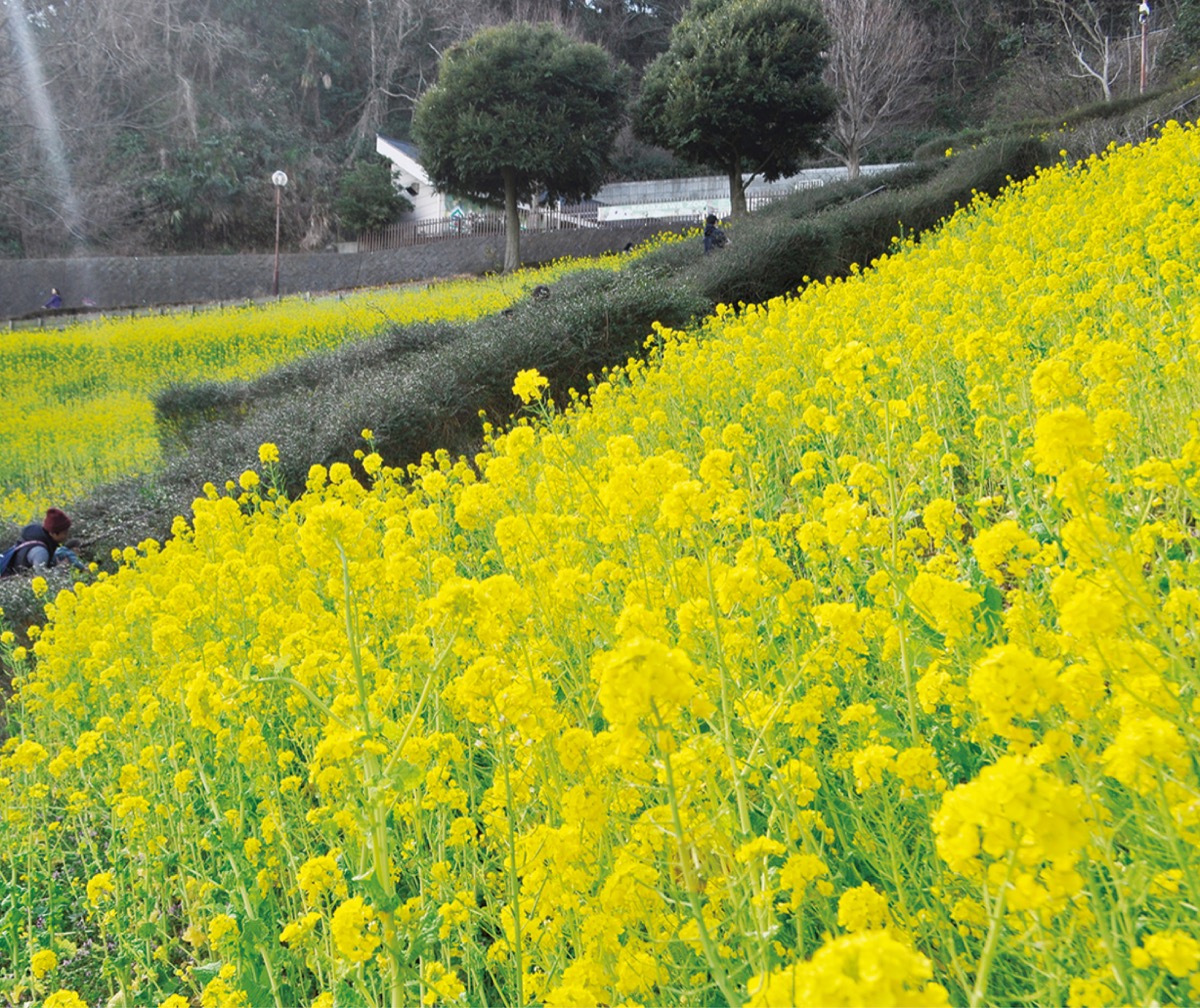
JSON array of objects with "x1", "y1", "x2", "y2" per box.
[{"x1": 378, "y1": 134, "x2": 422, "y2": 162}]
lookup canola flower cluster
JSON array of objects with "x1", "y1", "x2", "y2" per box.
[
  {"x1": 3, "y1": 125, "x2": 1200, "y2": 1006},
  {"x1": 0, "y1": 243, "x2": 665, "y2": 526}
]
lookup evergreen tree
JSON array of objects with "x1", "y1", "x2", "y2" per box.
[
  {"x1": 413, "y1": 22, "x2": 629, "y2": 271},
  {"x1": 634, "y1": 0, "x2": 836, "y2": 215}
]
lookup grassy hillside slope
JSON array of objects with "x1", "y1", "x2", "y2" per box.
[{"x1": 3, "y1": 117, "x2": 1200, "y2": 1007}]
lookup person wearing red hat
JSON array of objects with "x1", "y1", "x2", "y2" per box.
[{"x1": 0, "y1": 508, "x2": 74, "y2": 575}]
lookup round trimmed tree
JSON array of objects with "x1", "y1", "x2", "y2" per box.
[
  {"x1": 634, "y1": 0, "x2": 836, "y2": 216},
  {"x1": 413, "y1": 23, "x2": 629, "y2": 272}
]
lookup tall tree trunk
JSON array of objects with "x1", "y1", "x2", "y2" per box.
[
  {"x1": 351, "y1": 0, "x2": 384, "y2": 148},
  {"x1": 728, "y1": 153, "x2": 747, "y2": 216},
  {"x1": 846, "y1": 146, "x2": 861, "y2": 179},
  {"x1": 503, "y1": 165, "x2": 521, "y2": 272}
]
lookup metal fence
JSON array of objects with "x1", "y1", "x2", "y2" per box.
[{"x1": 358, "y1": 207, "x2": 601, "y2": 252}]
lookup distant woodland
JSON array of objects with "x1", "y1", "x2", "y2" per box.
[{"x1": 2, "y1": 0, "x2": 1197, "y2": 257}]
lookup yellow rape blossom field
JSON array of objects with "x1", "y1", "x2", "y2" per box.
[
  {"x1": 5, "y1": 123, "x2": 1200, "y2": 1008},
  {"x1": 0, "y1": 257, "x2": 626, "y2": 526}
]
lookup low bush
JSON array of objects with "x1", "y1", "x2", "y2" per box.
[
  {"x1": 691, "y1": 136, "x2": 1047, "y2": 306},
  {"x1": 154, "y1": 322, "x2": 463, "y2": 451},
  {"x1": 155, "y1": 268, "x2": 712, "y2": 501}
]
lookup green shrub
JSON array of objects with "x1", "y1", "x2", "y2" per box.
[
  {"x1": 153, "y1": 268, "x2": 711, "y2": 505},
  {"x1": 689, "y1": 136, "x2": 1047, "y2": 306},
  {"x1": 154, "y1": 322, "x2": 461, "y2": 452},
  {"x1": 691, "y1": 216, "x2": 836, "y2": 306},
  {"x1": 825, "y1": 135, "x2": 1050, "y2": 269},
  {"x1": 333, "y1": 160, "x2": 413, "y2": 235}
]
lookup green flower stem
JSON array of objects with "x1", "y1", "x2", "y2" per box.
[
  {"x1": 654, "y1": 703, "x2": 738, "y2": 1008},
  {"x1": 882, "y1": 407, "x2": 921, "y2": 746},
  {"x1": 970, "y1": 850, "x2": 1016, "y2": 1008},
  {"x1": 338, "y1": 545, "x2": 407, "y2": 1008},
  {"x1": 193, "y1": 761, "x2": 285, "y2": 1008},
  {"x1": 702, "y1": 551, "x2": 752, "y2": 839},
  {"x1": 495, "y1": 724, "x2": 525, "y2": 1008}
]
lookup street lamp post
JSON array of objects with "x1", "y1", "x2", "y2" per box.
[
  {"x1": 271, "y1": 170, "x2": 289, "y2": 297},
  {"x1": 1139, "y1": 2, "x2": 1151, "y2": 94}
]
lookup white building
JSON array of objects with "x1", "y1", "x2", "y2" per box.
[{"x1": 375, "y1": 134, "x2": 488, "y2": 223}]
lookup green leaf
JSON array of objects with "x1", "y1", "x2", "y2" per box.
[{"x1": 386, "y1": 757, "x2": 425, "y2": 791}]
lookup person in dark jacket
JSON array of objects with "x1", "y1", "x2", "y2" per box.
[
  {"x1": 43, "y1": 288, "x2": 63, "y2": 309},
  {"x1": 3, "y1": 508, "x2": 73, "y2": 574},
  {"x1": 703, "y1": 214, "x2": 727, "y2": 254}
]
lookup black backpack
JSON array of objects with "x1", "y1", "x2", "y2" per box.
[
  {"x1": 0, "y1": 540, "x2": 41, "y2": 577},
  {"x1": 711, "y1": 227, "x2": 728, "y2": 249}
]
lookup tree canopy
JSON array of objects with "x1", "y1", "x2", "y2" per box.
[
  {"x1": 412, "y1": 21, "x2": 629, "y2": 271},
  {"x1": 634, "y1": 0, "x2": 837, "y2": 215},
  {"x1": 0, "y1": 0, "x2": 654, "y2": 257},
  {"x1": 1, "y1": 0, "x2": 1192, "y2": 257}
]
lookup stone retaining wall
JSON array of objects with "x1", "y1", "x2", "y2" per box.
[{"x1": 0, "y1": 222, "x2": 689, "y2": 320}]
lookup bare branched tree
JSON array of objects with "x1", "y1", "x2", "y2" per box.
[
  {"x1": 0, "y1": 0, "x2": 234, "y2": 251},
  {"x1": 350, "y1": 0, "x2": 499, "y2": 149},
  {"x1": 821, "y1": 0, "x2": 932, "y2": 178},
  {"x1": 1039, "y1": 0, "x2": 1128, "y2": 101}
]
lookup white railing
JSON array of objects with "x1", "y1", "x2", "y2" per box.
[{"x1": 356, "y1": 188, "x2": 804, "y2": 252}]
